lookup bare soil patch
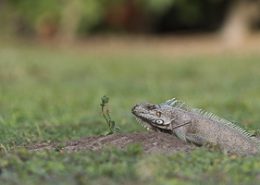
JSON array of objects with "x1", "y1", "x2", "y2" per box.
[{"x1": 28, "y1": 132, "x2": 195, "y2": 154}]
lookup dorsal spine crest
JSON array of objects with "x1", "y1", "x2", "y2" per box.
[{"x1": 165, "y1": 98, "x2": 253, "y2": 138}]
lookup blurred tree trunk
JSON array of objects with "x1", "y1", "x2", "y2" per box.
[
  {"x1": 60, "y1": 0, "x2": 83, "y2": 41},
  {"x1": 221, "y1": 0, "x2": 260, "y2": 46}
]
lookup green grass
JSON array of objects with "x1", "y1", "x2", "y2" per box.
[{"x1": 0, "y1": 43, "x2": 260, "y2": 185}]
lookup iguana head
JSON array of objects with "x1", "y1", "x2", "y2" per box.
[{"x1": 132, "y1": 102, "x2": 174, "y2": 133}]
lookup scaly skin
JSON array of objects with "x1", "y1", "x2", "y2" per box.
[{"x1": 132, "y1": 99, "x2": 260, "y2": 156}]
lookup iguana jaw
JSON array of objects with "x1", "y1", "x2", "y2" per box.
[
  {"x1": 134, "y1": 116, "x2": 154, "y2": 131},
  {"x1": 134, "y1": 116, "x2": 173, "y2": 134}
]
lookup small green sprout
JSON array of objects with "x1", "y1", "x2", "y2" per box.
[{"x1": 100, "y1": 96, "x2": 119, "y2": 135}]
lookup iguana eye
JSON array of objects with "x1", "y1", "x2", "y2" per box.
[
  {"x1": 156, "y1": 119, "x2": 164, "y2": 125},
  {"x1": 156, "y1": 111, "x2": 161, "y2": 117}
]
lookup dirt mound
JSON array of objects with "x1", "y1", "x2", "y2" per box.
[{"x1": 28, "y1": 132, "x2": 195, "y2": 154}]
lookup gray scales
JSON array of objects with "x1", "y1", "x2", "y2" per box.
[{"x1": 132, "y1": 98, "x2": 260, "y2": 156}]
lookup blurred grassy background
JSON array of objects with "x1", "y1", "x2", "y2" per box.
[
  {"x1": 0, "y1": 42, "x2": 260, "y2": 185},
  {"x1": 1, "y1": 0, "x2": 260, "y2": 185}
]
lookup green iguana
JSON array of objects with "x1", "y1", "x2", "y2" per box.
[{"x1": 132, "y1": 98, "x2": 260, "y2": 156}]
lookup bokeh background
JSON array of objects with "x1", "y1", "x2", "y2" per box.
[
  {"x1": 1, "y1": 1, "x2": 260, "y2": 185},
  {"x1": 1, "y1": 0, "x2": 260, "y2": 43}
]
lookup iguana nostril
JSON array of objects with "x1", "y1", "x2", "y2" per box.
[
  {"x1": 131, "y1": 104, "x2": 138, "y2": 113},
  {"x1": 146, "y1": 104, "x2": 156, "y2": 110}
]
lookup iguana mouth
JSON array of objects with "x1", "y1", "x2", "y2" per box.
[
  {"x1": 135, "y1": 117, "x2": 173, "y2": 134},
  {"x1": 134, "y1": 117, "x2": 153, "y2": 130}
]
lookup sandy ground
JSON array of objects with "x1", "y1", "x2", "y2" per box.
[
  {"x1": 28, "y1": 132, "x2": 260, "y2": 154},
  {"x1": 28, "y1": 132, "x2": 195, "y2": 154},
  {"x1": 54, "y1": 33, "x2": 260, "y2": 57},
  {"x1": 5, "y1": 33, "x2": 260, "y2": 58}
]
